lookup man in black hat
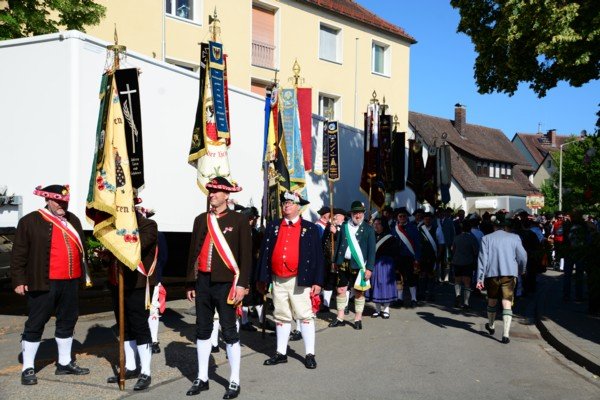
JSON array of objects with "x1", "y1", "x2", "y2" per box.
[
  {"x1": 11, "y1": 184, "x2": 90, "y2": 385},
  {"x1": 238, "y1": 206, "x2": 263, "y2": 332},
  {"x1": 317, "y1": 207, "x2": 346, "y2": 312},
  {"x1": 330, "y1": 201, "x2": 376, "y2": 329},
  {"x1": 185, "y1": 177, "x2": 252, "y2": 399},
  {"x1": 257, "y1": 191, "x2": 324, "y2": 369}
]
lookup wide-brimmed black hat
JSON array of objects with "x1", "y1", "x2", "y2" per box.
[
  {"x1": 396, "y1": 207, "x2": 410, "y2": 216},
  {"x1": 280, "y1": 191, "x2": 309, "y2": 206},
  {"x1": 349, "y1": 201, "x2": 366, "y2": 213},
  {"x1": 318, "y1": 206, "x2": 346, "y2": 216},
  {"x1": 205, "y1": 177, "x2": 242, "y2": 192},
  {"x1": 33, "y1": 184, "x2": 70, "y2": 202},
  {"x1": 239, "y1": 206, "x2": 259, "y2": 219}
]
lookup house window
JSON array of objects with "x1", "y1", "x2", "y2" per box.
[
  {"x1": 252, "y1": 4, "x2": 277, "y2": 69},
  {"x1": 166, "y1": 0, "x2": 197, "y2": 21},
  {"x1": 476, "y1": 161, "x2": 482, "y2": 176},
  {"x1": 318, "y1": 94, "x2": 339, "y2": 120},
  {"x1": 488, "y1": 162, "x2": 494, "y2": 178},
  {"x1": 494, "y1": 163, "x2": 500, "y2": 178},
  {"x1": 372, "y1": 41, "x2": 390, "y2": 76},
  {"x1": 500, "y1": 163, "x2": 512, "y2": 179},
  {"x1": 319, "y1": 24, "x2": 341, "y2": 63}
]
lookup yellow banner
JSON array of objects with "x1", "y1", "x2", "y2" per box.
[{"x1": 86, "y1": 76, "x2": 141, "y2": 270}]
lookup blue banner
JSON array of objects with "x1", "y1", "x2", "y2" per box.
[{"x1": 209, "y1": 41, "x2": 229, "y2": 135}]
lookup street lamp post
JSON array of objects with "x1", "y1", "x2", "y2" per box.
[{"x1": 558, "y1": 140, "x2": 580, "y2": 211}]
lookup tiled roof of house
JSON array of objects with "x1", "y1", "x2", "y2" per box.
[
  {"x1": 409, "y1": 111, "x2": 538, "y2": 197},
  {"x1": 298, "y1": 0, "x2": 416, "y2": 43},
  {"x1": 514, "y1": 132, "x2": 572, "y2": 166}
]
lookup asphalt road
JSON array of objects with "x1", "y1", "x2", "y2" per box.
[{"x1": 0, "y1": 284, "x2": 598, "y2": 400}]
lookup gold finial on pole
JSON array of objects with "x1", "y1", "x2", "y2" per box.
[
  {"x1": 393, "y1": 114, "x2": 399, "y2": 132},
  {"x1": 289, "y1": 59, "x2": 304, "y2": 88},
  {"x1": 208, "y1": 7, "x2": 220, "y2": 42},
  {"x1": 370, "y1": 90, "x2": 379, "y2": 104},
  {"x1": 106, "y1": 24, "x2": 126, "y2": 71},
  {"x1": 381, "y1": 95, "x2": 388, "y2": 115}
]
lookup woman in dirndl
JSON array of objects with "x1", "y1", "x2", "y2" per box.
[{"x1": 366, "y1": 217, "x2": 399, "y2": 319}]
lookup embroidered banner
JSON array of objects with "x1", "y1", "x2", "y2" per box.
[
  {"x1": 280, "y1": 88, "x2": 306, "y2": 193},
  {"x1": 86, "y1": 74, "x2": 141, "y2": 271},
  {"x1": 115, "y1": 68, "x2": 144, "y2": 191},
  {"x1": 209, "y1": 41, "x2": 229, "y2": 137},
  {"x1": 327, "y1": 121, "x2": 340, "y2": 182},
  {"x1": 296, "y1": 87, "x2": 312, "y2": 171}
]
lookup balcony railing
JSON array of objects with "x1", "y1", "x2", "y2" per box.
[{"x1": 252, "y1": 40, "x2": 276, "y2": 69}]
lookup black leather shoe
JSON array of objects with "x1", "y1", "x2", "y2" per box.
[
  {"x1": 371, "y1": 312, "x2": 380, "y2": 318},
  {"x1": 328, "y1": 319, "x2": 345, "y2": 327},
  {"x1": 353, "y1": 320, "x2": 363, "y2": 330},
  {"x1": 263, "y1": 352, "x2": 288, "y2": 366},
  {"x1": 289, "y1": 330, "x2": 302, "y2": 341},
  {"x1": 485, "y1": 323, "x2": 496, "y2": 335},
  {"x1": 186, "y1": 379, "x2": 209, "y2": 396},
  {"x1": 151, "y1": 342, "x2": 161, "y2": 354},
  {"x1": 501, "y1": 336, "x2": 510, "y2": 344},
  {"x1": 381, "y1": 312, "x2": 390, "y2": 319},
  {"x1": 454, "y1": 296, "x2": 462, "y2": 308},
  {"x1": 410, "y1": 300, "x2": 417, "y2": 308},
  {"x1": 21, "y1": 368, "x2": 37, "y2": 385},
  {"x1": 107, "y1": 368, "x2": 138, "y2": 383},
  {"x1": 211, "y1": 345, "x2": 220, "y2": 353},
  {"x1": 133, "y1": 374, "x2": 151, "y2": 391},
  {"x1": 304, "y1": 354, "x2": 317, "y2": 369},
  {"x1": 223, "y1": 382, "x2": 240, "y2": 399},
  {"x1": 240, "y1": 322, "x2": 257, "y2": 332},
  {"x1": 55, "y1": 361, "x2": 90, "y2": 375}
]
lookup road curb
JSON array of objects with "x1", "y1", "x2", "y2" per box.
[{"x1": 535, "y1": 281, "x2": 600, "y2": 377}]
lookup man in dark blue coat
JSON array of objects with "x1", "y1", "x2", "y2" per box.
[
  {"x1": 391, "y1": 207, "x2": 422, "y2": 308},
  {"x1": 257, "y1": 192, "x2": 324, "y2": 369},
  {"x1": 329, "y1": 201, "x2": 376, "y2": 330}
]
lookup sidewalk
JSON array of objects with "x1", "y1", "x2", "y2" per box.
[{"x1": 535, "y1": 270, "x2": 600, "y2": 376}]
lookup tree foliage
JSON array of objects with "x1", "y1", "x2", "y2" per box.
[
  {"x1": 550, "y1": 135, "x2": 600, "y2": 214},
  {"x1": 450, "y1": 0, "x2": 600, "y2": 97},
  {"x1": 0, "y1": 0, "x2": 106, "y2": 40}
]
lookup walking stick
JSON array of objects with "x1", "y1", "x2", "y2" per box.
[{"x1": 118, "y1": 264, "x2": 125, "y2": 390}]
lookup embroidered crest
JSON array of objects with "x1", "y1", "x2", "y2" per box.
[{"x1": 223, "y1": 227, "x2": 233, "y2": 234}]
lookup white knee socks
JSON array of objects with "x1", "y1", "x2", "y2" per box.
[
  {"x1": 55, "y1": 337, "x2": 73, "y2": 366},
  {"x1": 300, "y1": 319, "x2": 315, "y2": 355},
  {"x1": 22, "y1": 340, "x2": 40, "y2": 371},
  {"x1": 196, "y1": 339, "x2": 212, "y2": 381},
  {"x1": 137, "y1": 343, "x2": 152, "y2": 376},
  {"x1": 502, "y1": 309, "x2": 513, "y2": 338},
  {"x1": 124, "y1": 340, "x2": 138, "y2": 371},
  {"x1": 148, "y1": 313, "x2": 160, "y2": 343},
  {"x1": 276, "y1": 322, "x2": 291, "y2": 355},
  {"x1": 409, "y1": 286, "x2": 417, "y2": 301},
  {"x1": 226, "y1": 342, "x2": 241, "y2": 385},
  {"x1": 323, "y1": 290, "x2": 333, "y2": 307},
  {"x1": 241, "y1": 307, "x2": 249, "y2": 325},
  {"x1": 454, "y1": 283, "x2": 462, "y2": 297},
  {"x1": 210, "y1": 320, "x2": 220, "y2": 347}
]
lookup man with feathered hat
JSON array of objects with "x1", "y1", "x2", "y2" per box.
[
  {"x1": 11, "y1": 184, "x2": 90, "y2": 385},
  {"x1": 185, "y1": 177, "x2": 252, "y2": 399}
]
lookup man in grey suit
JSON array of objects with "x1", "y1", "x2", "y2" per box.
[{"x1": 476, "y1": 217, "x2": 527, "y2": 344}]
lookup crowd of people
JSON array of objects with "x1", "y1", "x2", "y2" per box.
[{"x1": 10, "y1": 181, "x2": 598, "y2": 399}]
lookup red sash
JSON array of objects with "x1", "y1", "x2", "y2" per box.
[{"x1": 207, "y1": 213, "x2": 240, "y2": 304}]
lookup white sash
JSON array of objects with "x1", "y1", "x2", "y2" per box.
[
  {"x1": 207, "y1": 212, "x2": 240, "y2": 304},
  {"x1": 346, "y1": 224, "x2": 366, "y2": 269},
  {"x1": 420, "y1": 225, "x2": 437, "y2": 253},
  {"x1": 395, "y1": 224, "x2": 415, "y2": 255},
  {"x1": 375, "y1": 234, "x2": 392, "y2": 251}
]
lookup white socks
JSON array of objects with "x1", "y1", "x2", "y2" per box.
[
  {"x1": 454, "y1": 283, "x2": 462, "y2": 297},
  {"x1": 148, "y1": 312, "x2": 160, "y2": 343},
  {"x1": 255, "y1": 305, "x2": 264, "y2": 322},
  {"x1": 502, "y1": 310, "x2": 513, "y2": 338},
  {"x1": 22, "y1": 340, "x2": 40, "y2": 371},
  {"x1": 323, "y1": 290, "x2": 333, "y2": 307},
  {"x1": 375, "y1": 303, "x2": 382, "y2": 313},
  {"x1": 299, "y1": 319, "x2": 315, "y2": 355},
  {"x1": 196, "y1": 339, "x2": 212, "y2": 381},
  {"x1": 125, "y1": 340, "x2": 138, "y2": 371},
  {"x1": 241, "y1": 307, "x2": 249, "y2": 325},
  {"x1": 276, "y1": 322, "x2": 291, "y2": 355},
  {"x1": 210, "y1": 320, "x2": 220, "y2": 347},
  {"x1": 137, "y1": 343, "x2": 152, "y2": 376},
  {"x1": 382, "y1": 303, "x2": 390, "y2": 313},
  {"x1": 354, "y1": 297, "x2": 365, "y2": 316},
  {"x1": 487, "y1": 306, "x2": 496, "y2": 329},
  {"x1": 464, "y1": 288, "x2": 472, "y2": 306},
  {"x1": 226, "y1": 342, "x2": 241, "y2": 385},
  {"x1": 55, "y1": 337, "x2": 73, "y2": 366},
  {"x1": 409, "y1": 286, "x2": 417, "y2": 301}
]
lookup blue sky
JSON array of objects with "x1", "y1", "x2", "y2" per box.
[{"x1": 357, "y1": 0, "x2": 599, "y2": 138}]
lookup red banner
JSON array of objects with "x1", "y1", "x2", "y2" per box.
[{"x1": 296, "y1": 88, "x2": 313, "y2": 171}]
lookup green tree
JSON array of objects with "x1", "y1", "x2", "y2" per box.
[
  {"x1": 540, "y1": 178, "x2": 558, "y2": 214},
  {"x1": 552, "y1": 136, "x2": 600, "y2": 213},
  {"x1": 450, "y1": 0, "x2": 600, "y2": 97},
  {"x1": 0, "y1": 0, "x2": 106, "y2": 40}
]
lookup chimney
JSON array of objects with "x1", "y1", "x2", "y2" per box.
[
  {"x1": 547, "y1": 129, "x2": 557, "y2": 147},
  {"x1": 454, "y1": 103, "x2": 466, "y2": 136}
]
